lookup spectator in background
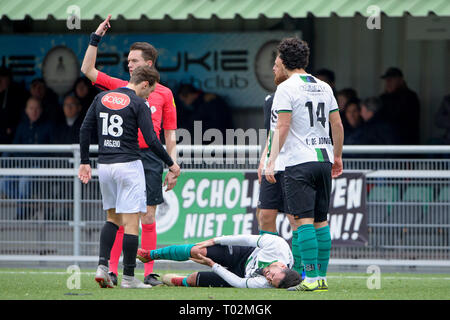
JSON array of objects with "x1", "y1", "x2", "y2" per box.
[
  {"x1": 336, "y1": 88, "x2": 358, "y2": 111},
  {"x1": 379, "y1": 67, "x2": 421, "y2": 145},
  {"x1": 72, "y1": 76, "x2": 98, "y2": 118},
  {"x1": 343, "y1": 98, "x2": 364, "y2": 145},
  {"x1": 13, "y1": 97, "x2": 54, "y2": 149},
  {"x1": 51, "y1": 94, "x2": 95, "y2": 221},
  {"x1": 29, "y1": 78, "x2": 63, "y2": 124},
  {"x1": 176, "y1": 84, "x2": 234, "y2": 140},
  {"x1": 0, "y1": 66, "x2": 29, "y2": 145},
  {"x1": 360, "y1": 97, "x2": 398, "y2": 145},
  {"x1": 52, "y1": 95, "x2": 85, "y2": 144},
  {"x1": 336, "y1": 88, "x2": 358, "y2": 129},
  {"x1": 1, "y1": 97, "x2": 54, "y2": 219},
  {"x1": 175, "y1": 84, "x2": 196, "y2": 136},
  {"x1": 315, "y1": 68, "x2": 336, "y2": 96},
  {"x1": 434, "y1": 94, "x2": 450, "y2": 145},
  {"x1": 315, "y1": 69, "x2": 337, "y2": 144}
]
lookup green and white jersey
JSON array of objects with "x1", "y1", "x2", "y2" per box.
[
  {"x1": 213, "y1": 234, "x2": 294, "y2": 289},
  {"x1": 272, "y1": 73, "x2": 339, "y2": 167},
  {"x1": 266, "y1": 95, "x2": 287, "y2": 171}
]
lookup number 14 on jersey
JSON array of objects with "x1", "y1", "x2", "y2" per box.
[{"x1": 305, "y1": 101, "x2": 327, "y2": 128}]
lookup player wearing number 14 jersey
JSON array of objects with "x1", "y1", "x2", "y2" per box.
[{"x1": 265, "y1": 38, "x2": 344, "y2": 292}]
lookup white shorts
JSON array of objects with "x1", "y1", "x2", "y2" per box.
[{"x1": 98, "y1": 160, "x2": 147, "y2": 214}]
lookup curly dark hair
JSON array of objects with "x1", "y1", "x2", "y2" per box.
[
  {"x1": 277, "y1": 37, "x2": 310, "y2": 71},
  {"x1": 277, "y1": 268, "x2": 301, "y2": 289}
]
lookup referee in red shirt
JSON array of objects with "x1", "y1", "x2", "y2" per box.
[{"x1": 81, "y1": 15, "x2": 178, "y2": 286}]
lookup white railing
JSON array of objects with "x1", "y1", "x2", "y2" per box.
[{"x1": 0, "y1": 144, "x2": 449, "y2": 267}]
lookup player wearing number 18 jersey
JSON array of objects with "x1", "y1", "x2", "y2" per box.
[
  {"x1": 266, "y1": 38, "x2": 344, "y2": 292},
  {"x1": 78, "y1": 66, "x2": 180, "y2": 289},
  {"x1": 81, "y1": 15, "x2": 178, "y2": 285},
  {"x1": 80, "y1": 72, "x2": 174, "y2": 168}
]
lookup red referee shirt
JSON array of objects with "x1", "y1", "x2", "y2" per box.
[{"x1": 94, "y1": 71, "x2": 177, "y2": 148}]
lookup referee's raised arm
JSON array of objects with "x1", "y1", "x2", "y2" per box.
[{"x1": 81, "y1": 14, "x2": 111, "y2": 83}]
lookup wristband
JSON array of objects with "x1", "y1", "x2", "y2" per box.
[{"x1": 89, "y1": 33, "x2": 102, "y2": 47}]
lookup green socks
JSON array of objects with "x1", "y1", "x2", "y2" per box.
[
  {"x1": 298, "y1": 224, "x2": 318, "y2": 279},
  {"x1": 182, "y1": 277, "x2": 190, "y2": 287},
  {"x1": 259, "y1": 225, "x2": 329, "y2": 279},
  {"x1": 315, "y1": 225, "x2": 331, "y2": 278},
  {"x1": 150, "y1": 244, "x2": 195, "y2": 261},
  {"x1": 291, "y1": 229, "x2": 304, "y2": 274}
]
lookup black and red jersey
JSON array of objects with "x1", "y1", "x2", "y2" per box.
[{"x1": 80, "y1": 87, "x2": 173, "y2": 166}]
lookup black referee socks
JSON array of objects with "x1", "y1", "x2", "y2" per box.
[
  {"x1": 123, "y1": 234, "x2": 139, "y2": 277},
  {"x1": 98, "y1": 221, "x2": 119, "y2": 267}
]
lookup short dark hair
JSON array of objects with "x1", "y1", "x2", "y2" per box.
[
  {"x1": 337, "y1": 88, "x2": 358, "y2": 100},
  {"x1": 31, "y1": 78, "x2": 46, "y2": 86},
  {"x1": 316, "y1": 68, "x2": 335, "y2": 84},
  {"x1": 277, "y1": 269, "x2": 301, "y2": 289},
  {"x1": 129, "y1": 65, "x2": 160, "y2": 86},
  {"x1": 0, "y1": 66, "x2": 12, "y2": 79},
  {"x1": 381, "y1": 67, "x2": 403, "y2": 79},
  {"x1": 64, "y1": 94, "x2": 81, "y2": 106},
  {"x1": 362, "y1": 96, "x2": 382, "y2": 113},
  {"x1": 178, "y1": 83, "x2": 200, "y2": 97},
  {"x1": 130, "y1": 42, "x2": 158, "y2": 63},
  {"x1": 345, "y1": 97, "x2": 361, "y2": 110},
  {"x1": 277, "y1": 37, "x2": 310, "y2": 71}
]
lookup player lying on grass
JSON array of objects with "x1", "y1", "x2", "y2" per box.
[{"x1": 137, "y1": 234, "x2": 302, "y2": 289}]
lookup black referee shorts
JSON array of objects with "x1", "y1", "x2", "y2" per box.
[
  {"x1": 284, "y1": 161, "x2": 332, "y2": 222},
  {"x1": 258, "y1": 171, "x2": 288, "y2": 213},
  {"x1": 139, "y1": 148, "x2": 164, "y2": 206},
  {"x1": 195, "y1": 244, "x2": 254, "y2": 287}
]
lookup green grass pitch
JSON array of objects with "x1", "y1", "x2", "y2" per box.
[{"x1": 0, "y1": 268, "x2": 449, "y2": 300}]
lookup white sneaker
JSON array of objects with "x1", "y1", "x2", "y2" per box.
[
  {"x1": 95, "y1": 265, "x2": 114, "y2": 288},
  {"x1": 121, "y1": 275, "x2": 152, "y2": 289}
]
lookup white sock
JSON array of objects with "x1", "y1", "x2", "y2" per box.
[{"x1": 304, "y1": 276, "x2": 318, "y2": 284}]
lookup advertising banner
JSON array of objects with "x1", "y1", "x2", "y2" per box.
[
  {"x1": 0, "y1": 31, "x2": 298, "y2": 107},
  {"x1": 155, "y1": 171, "x2": 368, "y2": 247}
]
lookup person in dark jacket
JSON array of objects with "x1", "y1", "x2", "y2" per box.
[
  {"x1": 13, "y1": 97, "x2": 54, "y2": 148},
  {"x1": 0, "y1": 66, "x2": 29, "y2": 145},
  {"x1": 3, "y1": 97, "x2": 54, "y2": 219},
  {"x1": 176, "y1": 84, "x2": 234, "y2": 140},
  {"x1": 343, "y1": 98, "x2": 364, "y2": 145},
  {"x1": 29, "y1": 78, "x2": 63, "y2": 125},
  {"x1": 52, "y1": 95, "x2": 85, "y2": 144},
  {"x1": 360, "y1": 97, "x2": 399, "y2": 145},
  {"x1": 378, "y1": 67, "x2": 421, "y2": 144},
  {"x1": 71, "y1": 76, "x2": 99, "y2": 119},
  {"x1": 434, "y1": 94, "x2": 450, "y2": 145}
]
